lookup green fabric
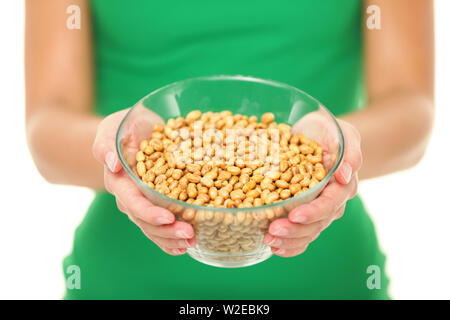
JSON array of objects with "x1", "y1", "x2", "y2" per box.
[{"x1": 64, "y1": 0, "x2": 389, "y2": 299}]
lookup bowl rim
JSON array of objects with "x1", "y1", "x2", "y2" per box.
[{"x1": 116, "y1": 75, "x2": 345, "y2": 213}]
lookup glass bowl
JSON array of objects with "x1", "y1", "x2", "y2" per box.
[{"x1": 116, "y1": 75, "x2": 344, "y2": 268}]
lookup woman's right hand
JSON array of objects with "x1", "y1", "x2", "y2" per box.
[{"x1": 92, "y1": 109, "x2": 196, "y2": 255}]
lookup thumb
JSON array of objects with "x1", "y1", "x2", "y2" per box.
[
  {"x1": 92, "y1": 136, "x2": 122, "y2": 173},
  {"x1": 335, "y1": 161, "x2": 353, "y2": 185},
  {"x1": 334, "y1": 120, "x2": 362, "y2": 185},
  {"x1": 105, "y1": 150, "x2": 122, "y2": 173},
  {"x1": 92, "y1": 110, "x2": 129, "y2": 173}
]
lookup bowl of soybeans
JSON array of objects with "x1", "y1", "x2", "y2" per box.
[{"x1": 116, "y1": 76, "x2": 344, "y2": 268}]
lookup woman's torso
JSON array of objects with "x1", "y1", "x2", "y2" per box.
[{"x1": 63, "y1": 0, "x2": 389, "y2": 299}]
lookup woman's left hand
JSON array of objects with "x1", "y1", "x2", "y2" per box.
[{"x1": 264, "y1": 119, "x2": 362, "y2": 257}]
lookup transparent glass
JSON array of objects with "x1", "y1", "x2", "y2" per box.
[{"x1": 116, "y1": 75, "x2": 344, "y2": 268}]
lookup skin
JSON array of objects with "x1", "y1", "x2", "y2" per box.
[{"x1": 26, "y1": 0, "x2": 434, "y2": 257}]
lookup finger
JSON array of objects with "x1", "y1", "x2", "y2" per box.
[
  {"x1": 264, "y1": 233, "x2": 313, "y2": 249},
  {"x1": 160, "y1": 247, "x2": 187, "y2": 256},
  {"x1": 104, "y1": 167, "x2": 114, "y2": 193},
  {"x1": 268, "y1": 218, "x2": 323, "y2": 239},
  {"x1": 334, "y1": 120, "x2": 362, "y2": 185},
  {"x1": 335, "y1": 202, "x2": 347, "y2": 220},
  {"x1": 93, "y1": 140, "x2": 122, "y2": 173},
  {"x1": 288, "y1": 179, "x2": 356, "y2": 224},
  {"x1": 139, "y1": 219, "x2": 194, "y2": 240},
  {"x1": 116, "y1": 198, "x2": 128, "y2": 214},
  {"x1": 291, "y1": 111, "x2": 331, "y2": 149},
  {"x1": 147, "y1": 236, "x2": 187, "y2": 255},
  {"x1": 92, "y1": 109, "x2": 130, "y2": 173},
  {"x1": 350, "y1": 173, "x2": 359, "y2": 199},
  {"x1": 149, "y1": 235, "x2": 196, "y2": 249},
  {"x1": 105, "y1": 151, "x2": 122, "y2": 173},
  {"x1": 272, "y1": 245, "x2": 309, "y2": 258},
  {"x1": 106, "y1": 170, "x2": 175, "y2": 225}
]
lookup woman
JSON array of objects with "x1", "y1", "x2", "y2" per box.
[{"x1": 25, "y1": 0, "x2": 434, "y2": 299}]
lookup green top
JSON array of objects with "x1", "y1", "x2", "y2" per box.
[{"x1": 64, "y1": 0, "x2": 389, "y2": 299}]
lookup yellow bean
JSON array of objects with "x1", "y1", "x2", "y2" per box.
[
  {"x1": 137, "y1": 161, "x2": 146, "y2": 177},
  {"x1": 136, "y1": 110, "x2": 327, "y2": 213},
  {"x1": 186, "y1": 110, "x2": 202, "y2": 122},
  {"x1": 261, "y1": 112, "x2": 275, "y2": 124}
]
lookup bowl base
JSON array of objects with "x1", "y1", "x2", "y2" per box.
[{"x1": 187, "y1": 246, "x2": 272, "y2": 268}]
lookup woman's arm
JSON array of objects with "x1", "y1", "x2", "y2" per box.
[
  {"x1": 25, "y1": 0, "x2": 104, "y2": 189},
  {"x1": 342, "y1": 0, "x2": 435, "y2": 179},
  {"x1": 25, "y1": 0, "x2": 196, "y2": 254},
  {"x1": 267, "y1": 0, "x2": 435, "y2": 257}
]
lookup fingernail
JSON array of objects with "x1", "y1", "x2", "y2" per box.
[
  {"x1": 268, "y1": 237, "x2": 282, "y2": 247},
  {"x1": 272, "y1": 227, "x2": 289, "y2": 237},
  {"x1": 176, "y1": 248, "x2": 186, "y2": 254},
  {"x1": 175, "y1": 230, "x2": 191, "y2": 239},
  {"x1": 156, "y1": 217, "x2": 172, "y2": 225},
  {"x1": 275, "y1": 249, "x2": 285, "y2": 255},
  {"x1": 179, "y1": 240, "x2": 191, "y2": 248},
  {"x1": 341, "y1": 161, "x2": 352, "y2": 184},
  {"x1": 105, "y1": 152, "x2": 117, "y2": 172},
  {"x1": 292, "y1": 212, "x2": 308, "y2": 224}
]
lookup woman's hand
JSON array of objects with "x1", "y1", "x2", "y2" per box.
[
  {"x1": 92, "y1": 109, "x2": 196, "y2": 255},
  {"x1": 264, "y1": 119, "x2": 362, "y2": 257}
]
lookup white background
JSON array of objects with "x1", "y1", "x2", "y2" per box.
[{"x1": 0, "y1": 2, "x2": 449, "y2": 300}]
